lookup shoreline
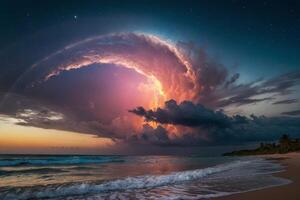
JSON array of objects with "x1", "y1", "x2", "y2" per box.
[{"x1": 216, "y1": 152, "x2": 300, "y2": 200}]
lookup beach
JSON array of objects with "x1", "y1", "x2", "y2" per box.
[{"x1": 217, "y1": 152, "x2": 300, "y2": 200}]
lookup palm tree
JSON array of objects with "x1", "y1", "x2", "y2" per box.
[{"x1": 279, "y1": 134, "x2": 290, "y2": 153}]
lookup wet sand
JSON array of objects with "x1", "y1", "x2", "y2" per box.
[{"x1": 216, "y1": 152, "x2": 300, "y2": 200}]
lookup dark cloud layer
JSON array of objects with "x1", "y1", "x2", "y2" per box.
[
  {"x1": 281, "y1": 110, "x2": 300, "y2": 116},
  {"x1": 273, "y1": 99, "x2": 298, "y2": 105},
  {"x1": 130, "y1": 99, "x2": 300, "y2": 146},
  {"x1": 214, "y1": 71, "x2": 300, "y2": 107},
  {"x1": 129, "y1": 99, "x2": 231, "y2": 128}
]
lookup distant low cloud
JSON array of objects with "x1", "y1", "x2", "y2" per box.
[
  {"x1": 281, "y1": 110, "x2": 300, "y2": 116},
  {"x1": 272, "y1": 99, "x2": 298, "y2": 105}
]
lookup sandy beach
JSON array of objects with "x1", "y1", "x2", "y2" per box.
[{"x1": 216, "y1": 152, "x2": 300, "y2": 200}]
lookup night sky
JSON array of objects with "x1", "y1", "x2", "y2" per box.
[{"x1": 1, "y1": 0, "x2": 300, "y2": 154}]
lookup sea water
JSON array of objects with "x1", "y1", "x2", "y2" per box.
[{"x1": 0, "y1": 155, "x2": 291, "y2": 200}]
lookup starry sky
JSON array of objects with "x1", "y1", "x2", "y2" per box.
[{"x1": 0, "y1": 0, "x2": 300, "y2": 155}]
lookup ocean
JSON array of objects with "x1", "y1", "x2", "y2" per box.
[{"x1": 0, "y1": 155, "x2": 291, "y2": 200}]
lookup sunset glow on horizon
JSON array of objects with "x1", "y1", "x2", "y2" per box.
[{"x1": 0, "y1": 116, "x2": 115, "y2": 154}]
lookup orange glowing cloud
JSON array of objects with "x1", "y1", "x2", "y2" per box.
[
  {"x1": 6, "y1": 33, "x2": 205, "y2": 142},
  {"x1": 33, "y1": 33, "x2": 200, "y2": 108}
]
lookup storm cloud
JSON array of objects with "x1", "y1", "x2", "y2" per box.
[
  {"x1": 1, "y1": 33, "x2": 300, "y2": 147},
  {"x1": 129, "y1": 99, "x2": 232, "y2": 128},
  {"x1": 130, "y1": 99, "x2": 300, "y2": 145}
]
